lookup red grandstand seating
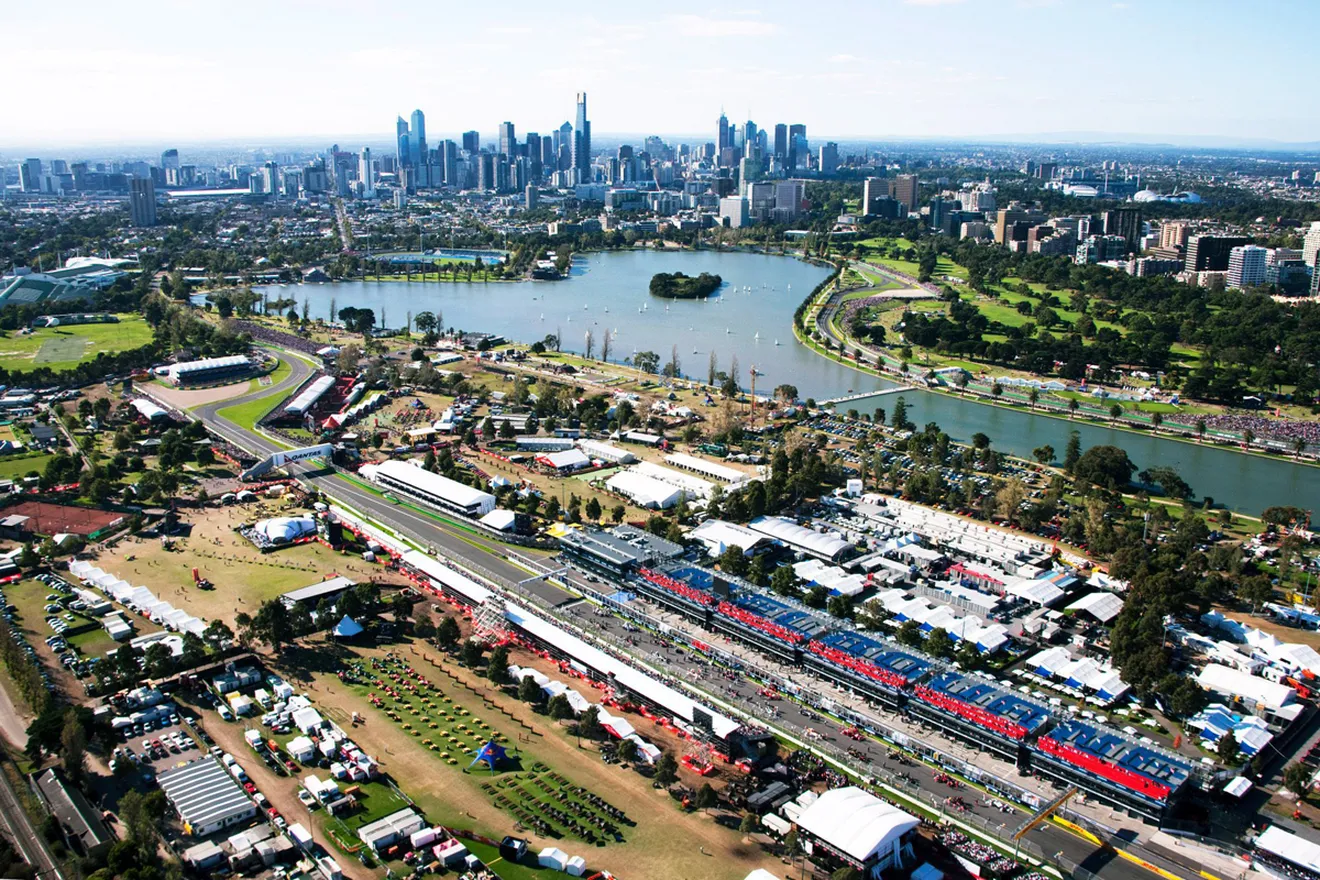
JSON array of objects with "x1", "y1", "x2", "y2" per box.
[
  {"x1": 912, "y1": 685, "x2": 1027, "y2": 740},
  {"x1": 806, "y1": 641, "x2": 908, "y2": 689},
  {"x1": 716, "y1": 601, "x2": 805, "y2": 645},
  {"x1": 1036, "y1": 736, "x2": 1171, "y2": 800},
  {"x1": 637, "y1": 568, "x2": 715, "y2": 607}
]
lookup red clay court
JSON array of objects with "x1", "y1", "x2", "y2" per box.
[{"x1": 4, "y1": 501, "x2": 124, "y2": 537}]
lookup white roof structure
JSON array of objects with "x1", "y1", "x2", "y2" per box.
[
  {"x1": 479, "y1": 509, "x2": 518, "y2": 532},
  {"x1": 401, "y1": 550, "x2": 494, "y2": 604},
  {"x1": 1067, "y1": 592, "x2": 1124, "y2": 623},
  {"x1": 794, "y1": 787, "x2": 918, "y2": 864},
  {"x1": 633, "y1": 461, "x2": 716, "y2": 499},
  {"x1": 1197, "y1": 664, "x2": 1296, "y2": 711},
  {"x1": 689, "y1": 519, "x2": 770, "y2": 557},
  {"x1": 286, "y1": 375, "x2": 336, "y2": 417},
  {"x1": 166, "y1": 355, "x2": 251, "y2": 383},
  {"x1": 664, "y1": 452, "x2": 749, "y2": 485},
  {"x1": 577, "y1": 439, "x2": 635, "y2": 464},
  {"x1": 365, "y1": 459, "x2": 496, "y2": 516},
  {"x1": 1256, "y1": 826, "x2": 1320, "y2": 875},
  {"x1": 748, "y1": 516, "x2": 852, "y2": 560},
  {"x1": 540, "y1": 449, "x2": 591, "y2": 471},
  {"x1": 131, "y1": 398, "x2": 168, "y2": 421},
  {"x1": 253, "y1": 516, "x2": 316, "y2": 543},
  {"x1": 793, "y1": 559, "x2": 868, "y2": 597},
  {"x1": 1006, "y1": 575, "x2": 1068, "y2": 606},
  {"x1": 605, "y1": 470, "x2": 685, "y2": 509}
]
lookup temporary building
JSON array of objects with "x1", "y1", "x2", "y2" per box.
[
  {"x1": 538, "y1": 847, "x2": 569, "y2": 870},
  {"x1": 794, "y1": 787, "x2": 918, "y2": 872},
  {"x1": 566, "y1": 855, "x2": 587, "y2": 876},
  {"x1": 479, "y1": 509, "x2": 518, "y2": 532},
  {"x1": 747, "y1": 516, "x2": 852, "y2": 560},
  {"x1": 1066, "y1": 592, "x2": 1124, "y2": 623},
  {"x1": 292, "y1": 706, "x2": 325, "y2": 734},
  {"x1": 333, "y1": 616, "x2": 364, "y2": 638},
  {"x1": 287, "y1": 736, "x2": 316, "y2": 762},
  {"x1": 1196, "y1": 664, "x2": 1296, "y2": 712}
]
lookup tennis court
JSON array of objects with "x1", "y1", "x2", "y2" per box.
[{"x1": 3, "y1": 501, "x2": 124, "y2": 537}]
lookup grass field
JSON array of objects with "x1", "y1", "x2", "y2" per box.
[
  {"x1": 216, "y1": 392, "x2": 285, "y2": 431},
  {"x1": 0, "y1": 316, "x2": 154, "y2": 373},
  {"x1": 0, "y1": 453, "x2": 52, "y2": 480}
]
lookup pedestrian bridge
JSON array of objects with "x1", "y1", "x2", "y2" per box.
[
  {"x1": 820, "y1": 386, "x2": 914, "y2": 407},
  {"x1": 240, "y1": 443, "x2": 334, "y2": 481}
]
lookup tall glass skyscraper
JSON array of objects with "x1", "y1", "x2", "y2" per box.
[
  {"x1": 409, "y1": 109, "x2": 427, "y2": 168},
  {"x1": 572, "y1": 92, "x2": 590, "y2": 178}
]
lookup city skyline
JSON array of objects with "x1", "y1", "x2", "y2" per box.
[{"x1": 6, "y1": 0, "x2": 1319, "y2": 150}]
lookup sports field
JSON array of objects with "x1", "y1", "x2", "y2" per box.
[{"x1": 0, "y1": 316, "x2": 154, "y2": 373}]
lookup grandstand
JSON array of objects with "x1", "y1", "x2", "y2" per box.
[
  {"x1": 909, "y1": 672, "x2": 1053, "y2": 760},
  {"x1": 805, "y1": 631, "x2": 931, "y2": 707},
  {"x1": 1031, "y1": 719, "x2": 1195, "y2": 822},
  {"x1": 165, "y1": 355, "x2": 254, "y2": 386}
]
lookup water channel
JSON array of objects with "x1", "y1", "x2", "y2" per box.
[{"x1": 262, "y1": 249, "x2": 1318, "y2": 514}]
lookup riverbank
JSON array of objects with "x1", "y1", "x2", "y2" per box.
[{"x1": 800, "y1": 265, "x2": 1320, "y2": 471}]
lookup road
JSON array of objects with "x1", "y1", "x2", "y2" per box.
[
  {"x1": 0, "y1": 765, "x2": 63, "y2": 880},
  {"x1": 196, "y1": 349, "x2": 1185, "y2": 880}
]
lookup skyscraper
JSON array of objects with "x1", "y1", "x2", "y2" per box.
[
  {"x1": 1185, "y1": 235, "x2": 1251, "y2": 273},
  {"x1": 161, "y1": 149, "x2": 180, "y2": 172},
  {"x1": 498, "y1": 122, "x2": 516, "y2": 158},
  {"x1": 358, "y1": 148, "x2": 375, "y2": 198},
  {"x1": 129, "y1": 176, "x2": 156, "y2": 227},
  {"x1": 409, "y1": 109, "x2": 427, "y2": 168},
  {"x1": 788, "y1": 124, "x2": 806, "y2": 169},
  {"x1": 718, "y1": 113, "x2": 730, "y2": 154},
  {"x1": 862, "y1": 178, "x2": 888, "y2": 215},
  {"x1": 773, "y1": 124, "x2": 787, "y2": 160},
  {"x1": 19, "y1": 159, "x2": 42, "y2": 192},
  {"x1": 264, "y1": 161, "x2": 280, "y2": 199},
  {"x1": 441, "y1": 140, "x2": 459, "y2": 187},
  {"x1": 461, "y1": 130, "x2": 480, "y2": 153},
  {"x1": 396, "y1": 116, "x2": 411, "y2": 168},
  {"x1": 572, "y1": 92, "x2": 591, "y2": 179}
]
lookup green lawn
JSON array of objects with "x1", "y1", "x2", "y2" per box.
[
  {"x1": 0, "y1": 316, "x2": 154, "y2": 373},
  {"x1": 0, "y1": 453, "x2": 53, "y2": 481},
  {"x1": 215, "y1": 392, "x2": 285, "y2": 431}
]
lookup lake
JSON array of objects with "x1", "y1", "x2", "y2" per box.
[{"x1": 264, "y1": 248, "x2": 1319, "y2": 514}]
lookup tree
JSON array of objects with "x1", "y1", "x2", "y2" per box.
[
  {"x1": 1032, "y1": 445, "x2": 1055, "y2": 464},
  {"x1": 610, "y1": 504, "x2": 626, "y2": 524},
  {"x1": 433, "y1": 615, "x2": 461, "y2": 650},
  {"x1": 654, "y1": 752, "x2": 678, "y2": 787},
  {"x1": 1216, "y1": 730, "x2": 1240, "y2": 765},
  {"x1": 717, "y1": 545, "x2": 749, "y2": 577},
  {"x1": 926, "y1": 627, "x2": 955, "y2": 659},
  {"x1": 896, "y1": 619, "x2": 923, "y2": 648},
  {"x1": 585, "y1": 497, "x2": 602, "y2": 521},
  {"x1": 694, "y1": 782, "x2": 719, "y2": 813},
  {"x1": 1284, "y1": 762, "x2": 1313, "y2": 797},
  {"x1": 578, "y1": 705, "x2": 602, "y2": 740},
  {"x1": 60, "y1": 708, "x2": 87, "y2": 784},
  {"x1": 519, "y1": 675, "x2": 543, "y2": 703},
  {"x1": 770, "y1": 564, "x2": 800, "y2": 599},
  {"x1": 548, "y1": 694, "x2": 574, "y2": 721},
  {"x1": 461, "y1": 638, "x2": 485, "y2": 668},
  {"x1": 616, "y1": 736, "x2": 639, "y2": 764},
  {"x1": 827, "y1": 594, "x2": 852, "y2": 619},
  {"x1": 739, "y1": 812, "x2": 758, "y2": 836},
  {"x1": 486, "y1": 645, "x2": 510, "y2": 684},
  {"x1": 1064, "y1": 430, "x2": 1081, "y2": 472},
  {"x1": 633, "y1": 350, "x2": 660, "y2": 374},
  {"x1": 1072, "y1": 445, "x2": 1136, "y2": 489}
]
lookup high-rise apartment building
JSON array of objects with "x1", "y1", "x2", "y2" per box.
[
  {"x1": 1159, "y1": 221, "x2": 1190, "y2": 251},
  {"x1": 263, "y1": 162, "x2": 280, "y2": 198},
  {"x1": 818, "y1": 142, "x2": 838, "y2": 175},
  {"x1": 441, "y1": 141, "x2": 459, "y2": 187},
  {"x1": 862, "y1": 178, "x2": 888, "y2": 215},
  {"x1": 161, "y1": 149, "x2": 180, "y2": 172},
  {"x1": 717, "y1": 113, "x2": 730, "y2": 154},
  {"x1": 889, "y1": 174, "x2": 918, "y2": 211},
  {"x1": 358, "y1": 148, "x2": 375, "y2": 198},
  {"x1": 1185, "y1": 235, "x2": 1251, "y2": 272},
  {"x1": 1302, "y1": 221, "x2": 1320, "y2": 267},
  {"x1": 1226, "y1": 245, "x2": 1267, "y2": 289},
  {"x1": 1102, "y1": 207, "x2": 1142, "y2": 253},
  {"x1": 129, "y1": 176, "x2": 156, "y2": 226},
  {"x1": 572, "y1": 92, "x2": 591, "y2": 178},
  {"x1": 788, "y1": 124, "x2": 806, "y2": 169},
  {"x1": 461, "y1": 130, "x2": 480, "y2": 154},
  {"x1": 773, "y1": 124, "x2": 787, "y2": 159}
]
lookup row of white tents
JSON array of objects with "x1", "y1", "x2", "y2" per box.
[
  {"x1": 507, "y1": 664, "x2": 662, "y2": 765},
  {"x1": 68, "y1": 560, "x2": 206, "y2": 636}
]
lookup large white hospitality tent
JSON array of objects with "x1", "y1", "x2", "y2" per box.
[{"x1": 794, "y1": 787, "x2": 918, "y2": 876}]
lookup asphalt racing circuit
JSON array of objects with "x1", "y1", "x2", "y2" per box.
[{"x1": 192, "y1": 349, "x2": 1210, "y2": 880}]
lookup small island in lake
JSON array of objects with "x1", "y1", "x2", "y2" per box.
[{"x1": 649, "y1": 271, "x2": 723, "y2": 299}]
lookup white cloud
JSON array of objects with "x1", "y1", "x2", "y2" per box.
[
  {"x1": 829, "y1": 53, "x2": 863, "y2": 64},
  {"x1": 904, "y1": 0, "x2": 967, "y2": 6},
  {"x1": 667, "y1": 14, "x2": 777, "y2": 35}
]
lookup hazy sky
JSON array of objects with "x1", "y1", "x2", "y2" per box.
[{"x1": 7, "y1": 0, "x2": 1317, "y2": 150}]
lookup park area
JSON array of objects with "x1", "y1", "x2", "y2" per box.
[
  {"x1": 264, "y1": 638, "x2": 781, "y2": 880},
  {"x1": 0, "y1": 316, "x2": 154, "y2": 373}
]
